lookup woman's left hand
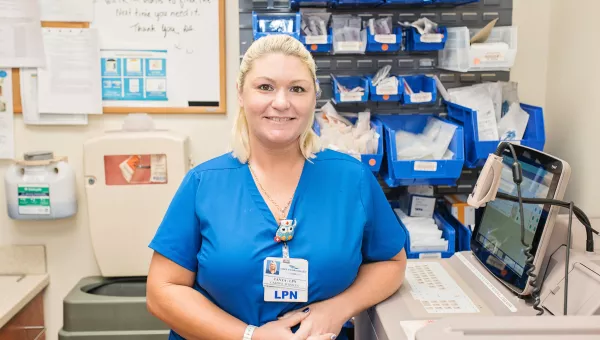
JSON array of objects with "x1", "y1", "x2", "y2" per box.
[{"x1": 280, "y1": 301, "x2": 348, "y2": 338}]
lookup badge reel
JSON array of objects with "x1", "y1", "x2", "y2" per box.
[{"x1": 263, "y1": 219, "x2": 309, "y2": 302}]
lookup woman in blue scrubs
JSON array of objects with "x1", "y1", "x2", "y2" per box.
[{"x1": 146, "y1": 34, "x2": 407, "y2": 340}]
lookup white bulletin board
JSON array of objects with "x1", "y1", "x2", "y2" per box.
[{"x1": 91, "y1": 0, "x2": 226, "y2": 114}]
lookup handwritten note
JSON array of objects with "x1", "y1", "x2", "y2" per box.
[
  {"x1": 92, "y1": 0, "x2": 220, "y2": 104},
  {"x1": 95, "y1": 0, "x2": 212, "y2": 42}
]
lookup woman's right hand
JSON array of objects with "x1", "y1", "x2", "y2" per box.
[{"x1": 253, "y1": 309, "x2": 337, "y2": 340}]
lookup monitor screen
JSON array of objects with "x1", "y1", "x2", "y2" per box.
[{"x1": 471, "y1": 147, "x2": 564, "y2": 292}]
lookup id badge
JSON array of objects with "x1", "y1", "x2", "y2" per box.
[{"x1": 263, "y1": 257, "x2": 308, "y2": 302}]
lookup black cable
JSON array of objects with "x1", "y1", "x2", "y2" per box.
[
  {"x1": 492, "y1": 142, "x2": 596, "y2": 252},
  {"x1": 494, "y1": 192, "x2": 588, "y2": 316},
  {"x1": 491, "y1": 142, "x2": 596, "y2": 315},
  {"x1": 507, "y1": 143, "x2": 544, "y2": 315},
  {"x1": 495, "y1": 142, "x2": 600, "y2": 315},
  {"x1": 564, "y1": 201, "x2": 573, "y2": 315},
  {"x1": 495, "y1": 193, "x2": 596, "y2": 252},
  {"x1": 494, "y1": 194, "x2": 595, "y2": 234},
  {"x1": 500, "y1": 143, "x2": 544, "y2": 315}
]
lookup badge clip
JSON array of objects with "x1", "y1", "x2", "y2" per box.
[{"x1": 282, "y1": 243, "x2": 290, "y2": 263}]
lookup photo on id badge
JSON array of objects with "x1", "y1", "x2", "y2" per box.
[{"x1": 266, "y1": 259, "x2": 280, "y2": 275}]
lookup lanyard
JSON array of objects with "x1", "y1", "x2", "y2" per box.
[{"x1": 276, "y1": 219, "x2": 296, "y2": 262}]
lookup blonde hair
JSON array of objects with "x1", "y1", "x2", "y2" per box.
[{"x1": 231, "y1": 34, "x2": 321, "y2": 164}]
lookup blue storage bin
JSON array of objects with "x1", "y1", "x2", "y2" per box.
[
  {"x1": 385, "y1": 0, "x2": 434, "y2": 4},
  {"x1": 390, "y1": 200, "x2": 456, "y2": 259},
  {"x1": 366, "y1": 27, "x2": 403, "y2": 53},
  {"x1": 401, "y1": 75, "x2": 437, "y2": 105},
  {"x1": 445, "y1": 101, "x2": 466, "y2": 122},
  {"x1": 456, "y1": 219, "x2": 472, "y2": 251},
  {"x1": 313, "y1": 116, "x2": 384, "y2": 173},
  {"x1": 436, "y1": 204, "x2": 473, "y2": 252},
  {"x1": 434, "y1": 0, "x2": 480, "y2": 4},
  {"x1": 376, "y1": 114, "x2": 465, "y2": 187},
  {"x1": 368, "y1": 75, "x2": 402, "y2": 102},
  {"x1": 331, "y1": 75, "x2": 369, "y2": 103},
  {"x1": 291, "y1": 0, "x2": 333, "y2": 6},
  {"x1": 384, "y1": 0, "x2": 478, "y2": 4},
  {"x1": 301, "y1": 28, "x2": 333, "y2": 53},
  {"x1": 405, "y1": 26, "x2": 448, "y2": 51},
  {"x1": 334, "y1": 0, "x2": 384, "y2": 5},
  {"x1": 406, "y1": 212, "x2": 456, "y2": 259},
  {"x1": 446, "y1": 102, "x2": 546, "y2": 168},
  {"x1": 252, "y1": 12, "x2": 301, "y2": 40}
]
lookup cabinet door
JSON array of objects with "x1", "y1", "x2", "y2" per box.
[{"x1": 0, "y1": 291, "x2": 45, "y2": 340}]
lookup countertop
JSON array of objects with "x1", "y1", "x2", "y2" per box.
[
  {"x1": 0, "y1": 245, "x2": 49, "y2": 329},
  {"x1": 0, "y1": 274, "x2": 49, "y2": 329}
]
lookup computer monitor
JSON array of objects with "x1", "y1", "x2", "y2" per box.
[{"x1": 470, "y1": 144, "x2": 570, "y2": 296}]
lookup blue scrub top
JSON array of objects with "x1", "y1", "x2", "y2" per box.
[{"x1": 149, "y1": 149, "x2": 406, "y2": 340}]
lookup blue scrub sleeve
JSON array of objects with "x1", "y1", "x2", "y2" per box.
[
  {"x1": 360, "y1": 167, "x2": 407, "y2": 263},
  {"x1": 148, "y1": 170, "x2": 202, "y2": 272}
]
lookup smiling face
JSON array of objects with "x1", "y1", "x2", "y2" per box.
[{"x1": 238, "y1": 53, "x2": 316, "y2": 152}]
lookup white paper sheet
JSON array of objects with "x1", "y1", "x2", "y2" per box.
[
  {"x1": 0, "y1": 0, "x2": 38, "y2": 19},
  {"x1": 0, "y1": 69, "x2": 15, "y2": 159},
  {"x1": 39, "y1": 0, "x2": 94, "y2": 22},
  {"x1": 37, "y1": 28, "x2": 103, "y2": 115},
  {"x1": 498, "y1": 102, "x2": 529, "y2": 141},
  {"x1": 20, "y1": 68, "x2": 88, "y2": 125},
  {"x1": 475, "y1": 100, "x2": 500, "y2": 141},
  {"x1": 0, "y1": 0, "x2": 46, "y2": 67}
]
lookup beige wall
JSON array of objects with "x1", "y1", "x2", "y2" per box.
[
  {"x1": 0, "y1": 1, "x2": 595, "y2": 339},
  {"x1": 543, "y1": 0, "x2": 600, "y2": 217},
  {"x1": 511, "y1": 0, "x2": 600, "y2": 216},
  {"x1": 510, "y1": 0, "x2": 552, "y2": 107}
]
